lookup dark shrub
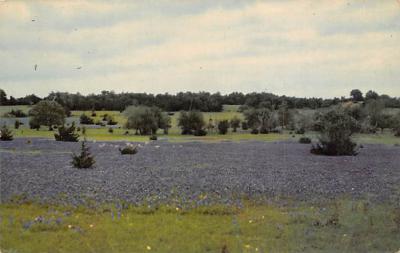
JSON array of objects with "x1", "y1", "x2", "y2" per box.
[
  {"x1": 91, "y1": 110, "x2": 96, "y2": 117},
  {"x1": 124, "y1": 130, "x2": 130, "y2": 135},
  {"x1": 77, "y1": 127, "x2": 81, "y2": 131},
  {"x1": 217, "y1": 120, "x2": 229, "y2": 135},
  {"x1": 295, "y1": 128, "x2": 305, "y2": 134},
  {"x1": 71, "y1": 141, "x2": 95, "y2": 169},
  {"x1": 299, "y1": 137, "x2": 311, "y2": 144},
  {"x1": 6, "y1": 109, "x2": 27, "y2": 118},
  {"x1": 168, "y1": 112, "x2": 175, "y2": 116},
  {"x1": 14, "y1": 120, "x2": 21, "y2": 129},
  {"x1": 54, "y1": 122, "x2": 79, "y2": 142},
  {"x1": 102, "y1": 114, "x2": 108, "y2": 121},
  {"x1": 80, "y1": 114, "x2": 94, "y2": 124},
  {"x1": 250, "y1": 128, "x2": 259, "y2": 134},
  {"x1": 230, "y1": 117, "x2": 241, "y2": 132},
  {"x1": 29, "y1": 118, "x2": 40, "y2": 130},
  {"x1": 82, "y1": 126, "x2": 86, "y2": 135},
  {"x1": 108, "y1": 127, "x2": 113, "y2": 133},
  {"x1": 311, "y1": 108, "x2": 358, "y2": 156},
  {"x1": 270, "y1": 128, "x2": 282, "y2": 134},
  {"x1": 0, "y1": 125, "x2": 13, "y2": 141},
  {"x1": 241, "y1": 121, "x2": 248, "y2": 130},
  {"x1": 194, "y1": 129, "x2": 207, "y2": 136},
  {"x1": 106, "y1": 116, "x2": 118, "y2": 125},
  {"x1": 119, "y1": 145, "x2": 138, "y2": 155},
  {"x1": 29, "y1": 100, "x2": 66, "y2": 130},
  {"x1": 259, "y1": 127, "x2": 269, "y2": 134},
  {"x1": 149, "y1": 135, "x2": 157, "y2": 140}
]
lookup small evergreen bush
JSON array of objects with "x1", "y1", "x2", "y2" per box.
[
  {"x1": 295, "y1": 128, "x2": 305, "y2": 134},
  {"x1": 108, "y1": 127, "x2": 114, "y2": 133},
  {"x1": 119, "y1": 145, "x2": 138, "y2": 155},
  {"x1": 71, "y1": 141, "x2": 95, "y2": 169},
  {"x1": 80, "y1": 114, "x2": 94, "y2": 124},
  {"x1": 149, "y1": 135, "x2": 157, "y2": 140},
  {"x1": 54, "y1": 122, "x2": 79, "y2": 142},
  {"x1": 0, "y1": 125, "x2": 13, "y2": 141},
  {"x1": 194, "y1": 129, "x2": 207, "y2": 136},
  {"x1": 299, "y1": 137, "x2": 311, "y2": 144}
]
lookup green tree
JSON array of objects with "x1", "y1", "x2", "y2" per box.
[
  {"x1": 177, "y1": 111, "x2": 206, "y2": 135},
  {"x1": 365, "y1": 90, "x2": 379, "y2": 100},
  {"x1": 217, "y1": 120, "x2": 229, "y2": 135},
  {"x1": 29, "y1": 100, "x2": 66, "y2": 130},
  {"x1": 124, "y1": 106, "x2": 170, "y2": 135},
  {"x1": 311, "y1": 108, "x2": 358, "y2": 156},
  {"x1": 350, "y1": 89, "x2": 363, "y2": 102},
  {"x1": 54, "y1": 122, "x2": 79, "y2": 142},
  {"x1": 230, "y1": 116, "x2": 241, "y2": 132},
  {"x1": 0, "y1": 89, "x2": 7, "y2": 105}
]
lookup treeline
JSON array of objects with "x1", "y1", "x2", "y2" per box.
[{"x1": 1, "y1": 89, "x2": 400, "y2": 111}]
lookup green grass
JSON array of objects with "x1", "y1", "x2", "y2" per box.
[
  {"x1": 0, "y1": 105, "x2": 31, "y2": 116},
  {"x1": 1, "y1": 199, "x2": 399, "y2": 253}
]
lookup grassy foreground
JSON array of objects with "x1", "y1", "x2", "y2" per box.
[{"x1": 1, "y1": 200, "x2": 399, "y2": 253}]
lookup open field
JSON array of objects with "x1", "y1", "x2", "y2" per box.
[
  {"x1": 1, "y1": 139, "x2": 399, "y2": 204},
  {"x1": 1, "y1": 139, "x2": 400, "y2": 252},
  {"x1": 1, "y1": 199, "x2": 399, "y2": 253}
]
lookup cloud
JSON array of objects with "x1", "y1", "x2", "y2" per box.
[{"x1": 0, "y1": 0, "x2": 399, "y2": 98}]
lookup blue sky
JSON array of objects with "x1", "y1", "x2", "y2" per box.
[{"x1": 1, "y1": 0, "x2": 399, "y2": 98}]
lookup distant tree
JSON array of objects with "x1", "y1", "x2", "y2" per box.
[
  {"x1": 217, "y1": 120, "x2": 229, "y2": 135},
  {"x1": 394, "y1": 112, "x2": 400, "y2": 137},
  {"x1": 278, "y1": 101, "x2": 292, "y2": 128},
  {"x1": 80, "y1": 114, "x2": 94, "y2": 124},
  {"x1": 364, "y1": 100, "x2": 385, "y2": 128},
  {"x1": 230, "y1": 116, "x2": 241, "y2": 132},
  {"x1": 311, "y1": 108, "x2": 358, "y2": 156},
  {"x1": 0, "y1": 124, "x2": 13, "y2": 141},
  {"x1": 124, "y1": 105, "x2": 170, "y2": 135},
  {"x1": 177, "y1": 111, "x2": 206, "y2": 135},
  {"x1": 350, "y1": 89, "x2": 363, "y2": 102},
  {"x1": 244, "y1": 107, "x2": 272, "y2": 132},
  {"x1": 365, "y1": 90, "x2": 379, "y2": 100},
  {"x1": 0, "y1": 89, "x2": 7, "y2": 105},
  {"x1": 29, "y1": 100, "x2": 66, "y2": 130}
]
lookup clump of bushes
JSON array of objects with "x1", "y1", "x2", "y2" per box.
[
  {"x1": 241, "y1": 122, "x2": 248, "y2": 130},
  {"x1": 91, "y1": 110, "x2": 97, "y2": 117},
  {"x1": 149, "y1": 135, "x2": 157, "y2": 141},
  {"x1": 250, "y1": 128, "x2": 259, "y2": 134},
  {"x1": 29, "y1": 119, "x2": 40, "y2": 130},
  {"x1": 230, "y1": 117, "x2": 241, "y2": 132},
  {"x1": 0, "y1": 125, "x2": 13, "y2": 141},
  {"x1": 71, "y1": 141, "x2": 95, "y2": 169},
  {"x1": 217, "y1": 120, "x2": 229, "y2": 135},
  {"x1": 299, "y1": 137, "x2": 312, "y2": 144},
  {"x1": 178, "y1": 110, "x2": 207, "y2": 136},
  {"x1": 119, "y1": 144, "x2": 138, "y2": 155},
  {"x1": 5, "y1": 109, "x2": 27, "y2": 118},
  {"x1": 54, "y1": 122, "x2": 79, "y2": 142},
  {"x1": 80, "y1": 114, "x2": 94, "y2": 124},
  {"x1": 259, "y1": 127, "x2": 269, "y2": 134},
  {"x1": 311, "y1": 108, "x2": 358, "y2": 156},
  {"x1": 108, "y1": 127, "x2": 113, "y2": 133},
  {"x1": 295, "y1": 128, "x2": 305, "y2": 135}
]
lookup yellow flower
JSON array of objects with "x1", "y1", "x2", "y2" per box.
[
  {"x1": 176, "y1": 207, "x2": 180, "y2": 211},
  {"x1": 68, "y1": 225, "x2": 72, "y2": 229},
  {"x1": 146, "y1": 245, "x2": 151, "y2": 250},
  {"x1": 248, "y1": 220, "x2": 253, "y2": 223},
  {"x1": 89, "y1": 224, "x2": 94, "y2": 228},
  {"x1": 244, "y1": 244, "x2": 251, "y2": 249}
]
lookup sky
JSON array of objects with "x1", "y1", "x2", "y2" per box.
[{"x1": 0, "y1": 0, "x2": 399, "y2": 98}]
